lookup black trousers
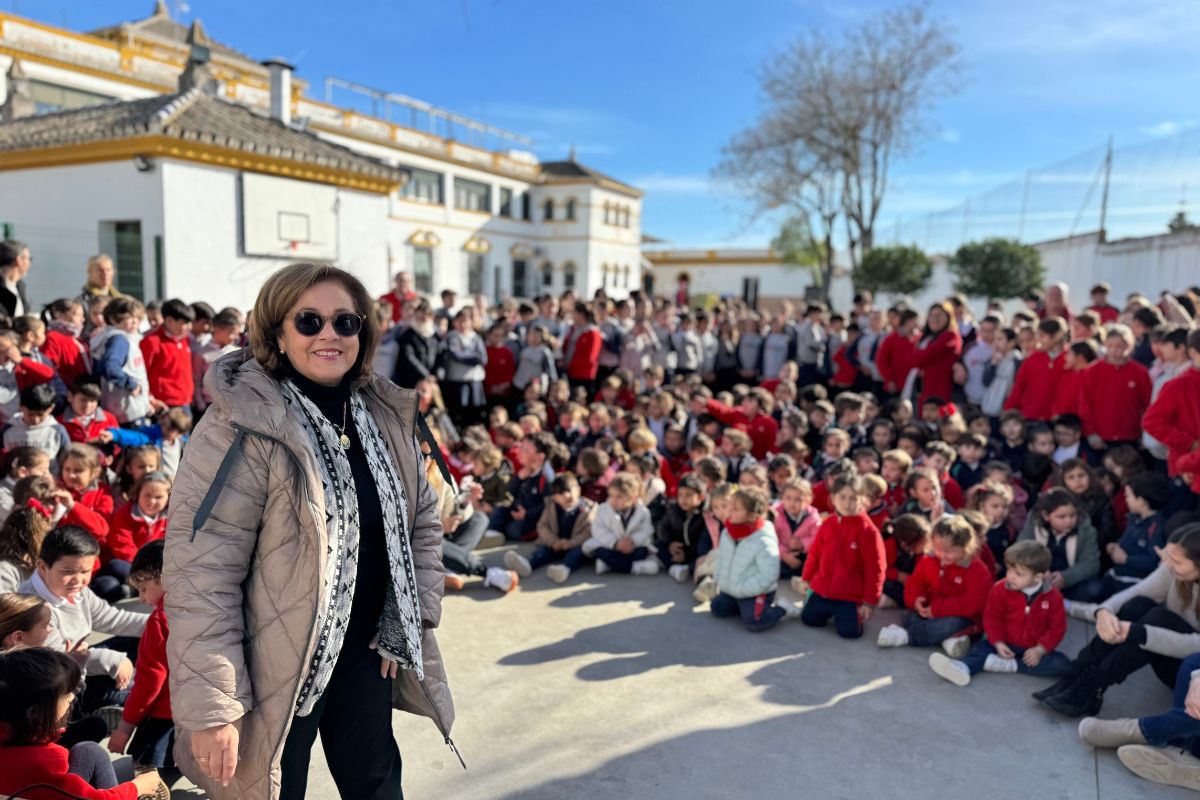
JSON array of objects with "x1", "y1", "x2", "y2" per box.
[
  {"x1": 1071, "y1": 595, "x2": 1194, "y2": 689},
  {"x1": 279, "y1": 637, "x2": 403, "y2": 800}
]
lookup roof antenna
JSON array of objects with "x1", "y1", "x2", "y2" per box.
[{"x1": 568, "y1": 143, "x2": 577, "y2": 162}]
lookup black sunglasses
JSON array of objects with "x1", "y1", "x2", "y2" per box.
[{"x1": 293, "y1": 311, "x2": 366, "y2": 338}]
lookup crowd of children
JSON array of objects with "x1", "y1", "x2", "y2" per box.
[{"x1": 4, "y1": 250, "x2": 1200, "y2": 795}]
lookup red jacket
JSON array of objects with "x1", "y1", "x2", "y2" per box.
[
  {"x1": 982, "y1": 580, "x2": 1066, "y2": 651},
  {"x1": 802, "y1": 512, "x2": 886, "y2": 606},
  {"x1": 904, "y1": 554, "x2": 992, "y2": 626},
  {"x1": 62, "y1": 484, "x2": 114, "y2": 567},
  {"x1": 59, "y1": 408, "x2": 121, "y2": 444},
  {"x1": 12, "y1": 357, "x2": 55, "y2": 391},
  {"x1": 123, "y1": 599, "x2": 172, "y2": 724},
  {"x1": 0, "y1": 741, "x2": 137, "y2": 800},
  {"x1": 1078, "y1": 359, "x2": 1152, "y2": 442},
  {"x1": 938, "y1": 471, "x2": 964, "y2": 510},
  {"x1": 876, "y1": 330, "x2": 918, "y2": 392},
  {"x1": 829, "y1": 341, "x2": 860, "y2": 389},
  {"x1": 1088, "y1": 303, "x2": 1120, "y2": 325},
  {"x1": 1142, "y1": 367, "x2": 1200, "y2": 478},
  {"x1": 378, "y1": 289, "x2": 417, "y2": 323},
  {"x1": 139, "y1": 328, "x2": 194, "y2": 407},
  {"x1": 911, "y1": 330, "x2": 962, "y2": 404},
  {"x1": 484, "y1": 345, "x2": 516, "y2": 395},
  {"x1": 105, "y1": 502, "x2": 168, "y2": 564},
  {"x1": 566, "y1": 327, "x2": 603, "y2": 381},
  {"x1": 42, "y1": 329, "x2": 90, "y2": 389},
  {"x1": 1005, "y1": 350, "x2": 1063, "y2": 421},
  {"x1": 1050, "y1": 368, "x2": 1085, "y2": 418},
  {"x1": 705, "y1": 399, "x2": 778, "y2": 461}
]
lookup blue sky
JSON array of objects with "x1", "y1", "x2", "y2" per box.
[{"x1": 10, "y1": 0, "x2": 1200, "y2": 248}]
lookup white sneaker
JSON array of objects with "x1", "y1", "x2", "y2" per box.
[
  {"x1": 929, "y1": 653, "x2": 971, "y2": 687},
  {"x1": 504, "y1": 550, "x2": 533, "y2": 578},
  {"x1": 877, "y1": 594, "x2": 898, "y2": 609},
  {"x1": 941, "y1": 635, "x2": 971, "y2": 659},
  {"x1": 1118, "y1": 745, "x2": 1200, "y2": 791},
  {"x1": 484, "y1": 566, "x2": 518, "y2": 593},
  {"x1": 668, "y1": 564, "x2": 690, "y2": 583},
  {"x1": 983, "y1": 654, "x2": 1018, "y2": 673},
  {"x1": 777, "y1": 597, "x2": 803, "y2": 620},
  {"x1": 546, "y1": 564, "x2": 571, "y2": 584},
  {"x1": 789, "y1": 576, "x2": 809, "y2": 595},
  {"x1": 631, "y1": 558, "x2": 661, "y2": 576},
  {"x1": 692, "y1": 575, "x2": 718, "y2": 604},
  {"x1": 481, "y1": 529, "x2": 506, "y2": 549},
  {"x1": 877, "y1": 624, "x2": 910, "y2": 648},
  {"x1": 1067, "y1": 600, "x2": 1098, "y2": 622},
  {"x1": 594, "y1": 559, "x2": 610, "y2": 576}
]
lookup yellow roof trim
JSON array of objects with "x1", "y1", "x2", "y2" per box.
[{"x1": 0, "y1": 136, "x2": 401, "y2": 194}]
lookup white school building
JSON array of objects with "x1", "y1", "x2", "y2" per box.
[{"x1": 0, "y1": 3, "x2": 644, "y2": 311}]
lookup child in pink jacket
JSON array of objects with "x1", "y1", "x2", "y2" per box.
[{"x1": 773, "y1": 477, "x2": 820, "y2": 578}]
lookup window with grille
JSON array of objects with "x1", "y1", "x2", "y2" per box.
[
  {"x1": 454, "y1": 178, "x2": 491, "y2": 213},
  {"x1": 413, "y1": 247, "x2": 434, "y2": 293},
  {"x1": 467, "y1": 254, "x2": 485, "y2": 295},
  {"x1": 402, "y1": 168, "x2": 444, "y2": 204}
]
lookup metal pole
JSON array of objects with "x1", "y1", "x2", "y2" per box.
[
  {"x1": 1098, "y1": 135, "x2": 1113, "y2": 242},
  {"x1": 1017, "y1": 171, "x2": 1032, "y2": 241}
]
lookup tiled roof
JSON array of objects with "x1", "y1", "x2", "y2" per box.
[
  {"x1": 540, "y1": 159, "x2": 640, "y2": 195},
  {"x1": 90, "y1": 3, "x2": 256, "y2": 66},
  {"x1": 0, "y1": 89, "x2": 404, "y2": 182}
]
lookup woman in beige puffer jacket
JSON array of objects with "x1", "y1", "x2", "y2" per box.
[{"x1": 163, "y1": 266, "x2": 456, "y2": 800}]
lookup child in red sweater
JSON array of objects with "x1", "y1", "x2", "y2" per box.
[
  {"x1": 138, "y1": 298, "x2": 194, "y2": 410},
  {"x1": 0, "y1": 648, "x2": 164, "y2": 800},
  {"x1": 104, "y1": 472, "x2": 170, "y2": 568},
  {"x1": 929, "y1": 540, "x2": 1069, "y2": 686},
  {"x1": 483, "y1": 323, "x2": 516, "y2": 404},
  {"x1": 879, "y1": 513, "x2": 932, "y2": 609},
  {"x1": 877, "y1": 516, "x2": 992, "y2": 656},
  {"x1": 699, "y1": 388, "x2": 779, "y2": 462},
  {"x1": 800, "y1": 474, "x2": 886, "y2": 639},
  {"x1": 107, "y1": 540, "x2": 175, "y2": 771},
  {"x1": 1079, "y1": 324, "x2": 1152, "y2": 448},
  {"x1": 923, "y1": 441, "x2": 964, "y2": 509},
  {"x1": 1005, "y1": 316, "x2": 1067, "y2": 422}
]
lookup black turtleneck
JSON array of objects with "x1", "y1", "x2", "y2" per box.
[{"x1": 287, "y1": 365, "x2": 387, "y2": 649}]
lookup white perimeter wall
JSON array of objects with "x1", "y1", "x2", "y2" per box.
[{"x1": 0, "y1": 160, "x2": 164, "y2": 307}]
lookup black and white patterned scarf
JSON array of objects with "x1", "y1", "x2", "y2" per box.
[{"x1": 282, "y1": 382, "x2": 425, "y2": 717}]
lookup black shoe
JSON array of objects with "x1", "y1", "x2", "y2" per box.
[
  {"x1": 1040, "y1": 680, "x2": 1104, "y2": 717},
  {"x1": 1032, "y1": 676, "x2": 1075, "y2": 702}
]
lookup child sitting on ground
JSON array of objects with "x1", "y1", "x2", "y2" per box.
[
  {"x1": 0, "y1": 502, "x2": 53, "y2": 594},
  {"x1": 879, "y1": 449, "x2": 912, "y2": 517},
  {"x1": 489, "y1": 431, "x2": 556, "y2": 542},
  {"x1": 967, "y1": 481, "x2": 1016, "y2": 575},
  {"x1": 1017, "y1": 488, "x2": 1100, "y2": 601},
  {"x1": 4, "y1": 385, "x2": 70, "y2": 472},
  {"x1": 655, "y1": 474, "x2": 714, "y2": 584},
  {"x1": 692, "y1": 483, "x2": 737, "y2": 603},
  {"x1": 861, "y1": 474, "x2": 890, "y2": 533},
  {"x1": 107, "y1": 540, "x2": 176, "y2": 774},
  {"x1": 1072, "y1": 472, "x2": 1169, "y2": 603},
  {"x1": 929, "y1": 540, "x2": 1069, "y2": 687},
  {"x1": 800, "y1": 474, "x2": 886, "y2": 639},
  {"x1": 877, "y1": 515, "x2": 992, "y2": 658},
  {"x1": 0, "y1": 648, "x2": 166, "y2": 800},
  {"x1": 711, "y1": 486, "x2": 798, "y2": 632},
  {"x1": 772, "y1": 477, "x2": 819, "y2": 579},
  {"x1": 0, "y1": 447, "x2": 51, "y2": 524},
  {"x1": 900, "y1": 465, "x2": 952, "y2": 520},
  {"x1": 103, "y1": 472, "x2": 170, "y2": 583},
  {"x1": 879, "y1": 513, "x2": 932, "y2": 609},
  {"x1": 506, "y1": 474, "x2": 597, "y2": 585},
  {"x1": 18, "y1": 527, "x2": 148, "y2": 714},
  {"x1": 583, "y1": 472, "x2": 658, "y2": 575}
]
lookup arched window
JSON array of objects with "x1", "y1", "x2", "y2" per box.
[
  {"x1": 622, "y1": 265, "x2": 631, "y2": 289},
  {"x1": 621, "y1": 206, "x2": 630, "y2": 227},
  {"x1": 603, "y1": 202, "x2": 611, "y2": 225},
  {"x1": 565, "y1": 199, "x2": 577, "y2": 221},
  {"x1": 543, "y1": 199, "x2": 555, "y2": 222},
  {"x1": 563, "y1": 261, "x2": 577, "y2": 289},
  {"x1": 541, "y1": 261, "x2": 554, "y2": 289}
]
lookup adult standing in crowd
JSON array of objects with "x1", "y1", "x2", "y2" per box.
[
  {"x1": 78, "y1": 254, "x2": 124, "y2": 325},
  {"x1": 909, "y1": 301, "x2": 962, "y2": 405},
  {"x1": 164, "y1": 262, "x2": 454, "y2": 800},
  {"x1": 379, "y1": 270, "x2": 418, "y2": 324},
  {"x1": 393, "y1": 298, "x2": 440, "y2": 388},
  {"x1": 0, "y1": 240, "x2": 31, "y2": 319}
]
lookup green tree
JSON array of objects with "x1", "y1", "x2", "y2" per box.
[
  {"x1": 772, "y1": 215, "x2": 830, "y2": 293},
  {"x1": 854, "y1": 244, "x2": 933, "y2": 296},
  {"x1": 949, "y1": 238, "x2": 1044, "y2": 301}
]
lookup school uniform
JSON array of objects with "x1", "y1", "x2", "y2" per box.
[
  {"x1": 1004, "y1": 350, "x2": 1063, "y2": 421},
  {"x1": 1078, "y1": 359, "x2": 1152, "y2": 444},
  {"x1": 903, "y1": 555, "x2": 992, "y2": 645},
  {"x1": 956, "y1": 580, "x2": 1071, "y2": 677},
  {"x1": 800, "y1": 512, "x2": 886, "y2": 639}
]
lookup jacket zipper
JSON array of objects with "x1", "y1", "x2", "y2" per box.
[{"x1": 418, "y1": 676, "x2": 467, "y2": 770}]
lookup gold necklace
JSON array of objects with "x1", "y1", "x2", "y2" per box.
[{"x1": 335, "y1": 402, "x2": 351, "y2": 450}]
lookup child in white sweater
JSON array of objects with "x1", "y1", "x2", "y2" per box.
[{"x1": 583, "y1": 472, "x2": 658, "y2": 575}]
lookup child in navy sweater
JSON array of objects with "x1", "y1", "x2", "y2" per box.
[
  {"x1": 929, "y1": 540, "x2": 1069, "y2": 686},
  {"x1": 1072, "y1": 472, "x2": 1169, "y2": 603}
]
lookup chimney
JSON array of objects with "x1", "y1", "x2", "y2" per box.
[
  {"x1": 262, "y1": 58, "x2": 294, "y2": 126},
  {"x1": 178, "y1": 19, "x2": 217, "y2": 94},
  {"x1": 0, "y1": 59, "x2": 36, "y2": 121}
]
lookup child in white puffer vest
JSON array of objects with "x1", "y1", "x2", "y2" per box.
[{"x1": 712, "y1": 487, "x2": 800, "y2": 632}]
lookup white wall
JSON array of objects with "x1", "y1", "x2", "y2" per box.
[
  {"x1": 0, "y1": 160, "x2": 164, "y2": 307},
  {"x1": 1037, "y1": 231, "x2": 1200, "y2": 305}
]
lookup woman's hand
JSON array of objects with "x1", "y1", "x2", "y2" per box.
[
  {"x1": 1186, "y1": 674, "x2": 1200, "y2": 720},
  {"x1": 369, "y1": 634, "x2": 399, "y2": 679},
  {"x1": 192, "y1": 723, "x2": 239, "y2": 787},
  {"x1": 1095, "y1": 608, "x2": 1124, "y2": 643}
]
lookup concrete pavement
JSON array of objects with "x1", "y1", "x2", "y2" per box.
[{"x1": 156, "y1": 543, "x2": 1192, "y2": 799}]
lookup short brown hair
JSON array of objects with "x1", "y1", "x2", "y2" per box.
[
  {"x1": 931, "y1": 515, "x2": 979, "y2": 557},
  {"x1": 249, "y1": 263, "x2": 379, "y2": 388},
  {"x1": 733, "y1": 486, "x2": 771, "y2": 517},
  {"x1": 607, "y1": 472, "x2": 642, "y2": 500},
  {"x1": 1005, "y1": 539, "x2": 1052, "y2": 573}
]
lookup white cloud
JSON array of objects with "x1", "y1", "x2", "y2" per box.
[{"x1": 1139, "y1": 120, "x2": 1195, "y2": 138}]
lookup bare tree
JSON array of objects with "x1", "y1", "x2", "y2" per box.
[{"x1": 717, "y1": 4, "x2": 960, "y2": 283}]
